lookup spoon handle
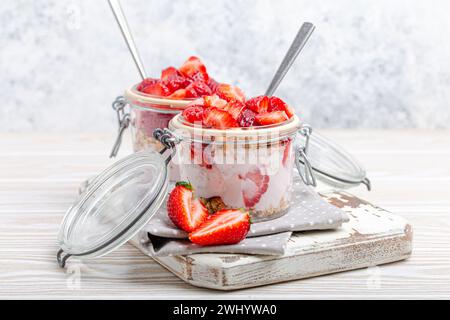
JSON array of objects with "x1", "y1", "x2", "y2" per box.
[
  {"x1": 108, "y1": 0, "x2": 147, "y2": 80},
  {"x1": 265, "y1": 22, "x2": 315, "y2": 96}
]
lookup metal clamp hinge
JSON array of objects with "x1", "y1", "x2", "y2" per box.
[
  {"x1": 153, "y1": 128, "x2": 182, "y2": 165},
  {"x1": 57, "y1": 249, "x2": 71, "y2": 268},
  {"x1": 110, "y1": 96, "x2": 130, "y2": 158},
  {"x1": 296, "y1": 124, "x2": 317, "y2": 187}
]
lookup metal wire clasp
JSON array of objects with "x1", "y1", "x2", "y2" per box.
[
  {"x1": 153, "y1": 128, "x2": 182, "y2": 165},
  {"x1": 295, "y1": 124, "x2": 317, "y2": 187},
  {"x1": 110, "y1": 96, "x2": 130, "y2": 158}
]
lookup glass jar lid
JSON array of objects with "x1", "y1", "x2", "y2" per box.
[
  {"x1": 57, "y1": 150, "x2": 169, "y2": 267},
  {"x1": 295, "y1": 128, "x2": 371, "y2": 190}
]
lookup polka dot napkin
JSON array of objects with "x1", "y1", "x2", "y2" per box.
[{"x1": 136, "y1": 178, "x2": 349, "y2": 257}]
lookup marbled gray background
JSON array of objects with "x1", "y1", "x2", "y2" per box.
[{"x1": 1, "y1": 0, "x2": 450, "y2": 132}]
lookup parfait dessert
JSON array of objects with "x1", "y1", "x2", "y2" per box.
[{"x1": 169, "y1": 89, "x2": 300, "y2": 221}]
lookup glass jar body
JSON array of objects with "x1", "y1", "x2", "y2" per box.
[
  {"x1": 129, "y1": 104, "x2": 178, "y2": 153},
  {"x1": 169, "y1": 115, "x2": 301, "y2": 221}
]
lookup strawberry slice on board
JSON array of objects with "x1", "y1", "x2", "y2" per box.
[
  {"x1": 179, "y1": 56, "x2": 209, "y2": 82},
  {"x1": 189, "y1": 209, "x2": 251, "y2": 246},
  {"x1": 167, "y1": 181, "x2": 209, "y2": 232},
  {"x1": 239, "y1": 167, "x2": 270, "y2": 208},
  {"x1": 255, "y1": 111, "x2": 289, "y2": 125},
  {"x1": 202, "y1": 107, "x2": 238, "y2": 129},
  {"x1": 215, "y1": 84, "x2": 246, "y2": 103}
]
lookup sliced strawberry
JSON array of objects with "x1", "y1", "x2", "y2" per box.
[
  {"x1": 268, "y1": 96, "x2": 295, "y2": 118},
  {"x1": 282, "y1": 139, "x2": 292, "y2": 167},
  {"x1": 239, "y1": 167, "x2": 269, "y2": 208},
  {"x1": 215, "y1": 84, "x2": 246, "y2": 102},
  {"x1": 161, "y1": 67, "x2": 190, "y2": 93},
  {"x1": 237, "y1": 108, "x2": 257, "y2": 127},
  {"x1": 203, "y1": 94, "x2": 227, "y2": 109},
  {"x1": 255, "y1": 111, "x2": 289, "y2": 125},
  {"x1": 185, "y1": 81, "x2": 212, "y2": 98},
  {"x1": 186, "y1": 97, "x2": 206, "y2": 108},
  {"x1": 168, "y1": 88, "x2": 188, "y2": 99},
  {"x1": 246, "y1": 95, "x2": 270, "y2": 114},
  {"x1": 189, "y1": 209, "x2": 251, "y2": 246},
  {"x1": 161, "y1": 66, "x2": 178, "y2": 82},
  {"x1": 140, "y1": 81, "x2": 171, "y2": 96},
  {"x1": 207, "y1": 78, "x2": 220, "y2": 92},
  {"x1": 190, "y1": 143, "x2": 213, "y2": 169},
  {"x1": 182, "y1": 106, "x2": 204, "y2": 123},
  {"x1": 136, "y1": 78, "x2": 158, "y2": 92},
  {"x1": 224, "y1": 100, "x2": 246, "y2": 120},
  {"x1": 202, "y1": 107, "x2": 238, "y2": 129},
  {"x1": 167, "y1": 181, "x2": 208, "y2": 232},
  {"x1": 179, "y1": 56, "x2": 209, "y2": 82}
]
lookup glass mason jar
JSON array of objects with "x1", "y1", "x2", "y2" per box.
[
  {"x1": 168, "y1": 113, "x2": 304, "y2": 222},
  {"x1": 123, "y1": 85, "x2": 193, "y2": 153},
  {"x1": 110, "y1": 84, "x2": 193, "y2": 180}
]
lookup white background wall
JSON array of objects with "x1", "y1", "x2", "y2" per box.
[{"x1": 1, "y1": 0, "x2": 450, "y2": 132}]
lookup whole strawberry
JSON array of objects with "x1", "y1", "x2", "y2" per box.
[
  {"x1": 167, "y1": 181, "x2": 208, "y2": 232},
  {"x1": 189, "y1": 209, "x2": 251, "y2": 246}
]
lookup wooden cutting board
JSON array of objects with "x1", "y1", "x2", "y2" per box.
[{"x1": 133, "y1": 191, "x2": 413, "y2": 291}]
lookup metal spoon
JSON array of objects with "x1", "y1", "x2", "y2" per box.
[
  {"x1": 108, "y1": 0, "x2": 147, "y2": 80},
  {"x1": 265, "y1": 22, "x2": 315, "y2": 96}
]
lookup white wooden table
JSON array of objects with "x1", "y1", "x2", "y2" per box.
[{"x1": 1, "y1": 130, "x2": 449, "y2": 299}]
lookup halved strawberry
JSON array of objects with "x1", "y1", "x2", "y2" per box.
[
  {"x1": 139, "y1": 81, "x2": 171, "y2": 96},
  {"x1": 182, "y1": 106, "x2": 204, "y2": 123},
  {"x1": 203, "y1": 94, "x2": 227, "y2": 109},
  {"x1": 215, "y1": 84, "x2": 246, "y2": 103},
  {"x1": 246, "y1": 95, "x2": 270, "y2": 114},
  {"x1": 179, "y1": 56, "x2": 209, "y2": 82},
  {"x1": 167, "y1": 181, "x2": 209, "y2": 232},
  {"x1": 189, "y1": 209, "x2": 251, "y2": 246},
  {"x1": 202, "y1": 107, "x2": 238, "y2": 129},
  {"x1": 255, "y1": 111, "x2": 289, "y2": 125},
  {"x1": 224, "y1": 100, "x2": 246, "y2": 120},
  {"x1": 268, "y1": 96, "x2": 295, "y2": 118},
  {"x1": 239, "y1": 167, "x2": 269, "y2": 208},
  {"x1": 185, "y1": 81, "x2": 212, "y2": 98}
]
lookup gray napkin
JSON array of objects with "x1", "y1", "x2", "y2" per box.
[{"x1": 136, "y1": 178, "x2": 348, "y2": 257}]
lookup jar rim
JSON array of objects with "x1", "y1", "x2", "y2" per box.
[
  {"x1": 169, "y1": 113, "x2": 301, "y2": 141},
  {"x1": 125, "y1": 84, "x2": 194, "y2": 111}
]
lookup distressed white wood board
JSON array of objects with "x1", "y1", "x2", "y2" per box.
[{"x1": 133, "y1": 192, "x2": 413, "y2": 291}]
